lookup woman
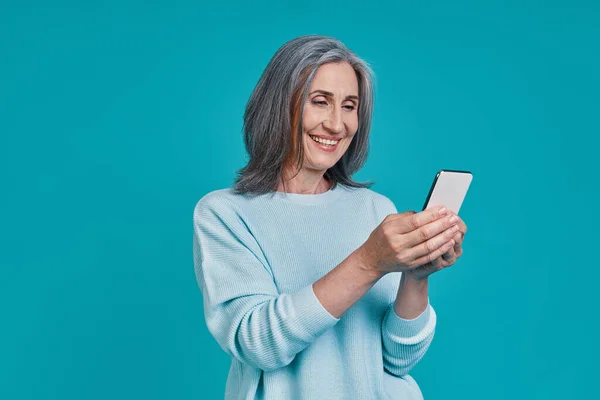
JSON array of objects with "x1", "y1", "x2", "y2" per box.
[{"x1": 193, "y1": 35, "x2": 467, "y2": 400}]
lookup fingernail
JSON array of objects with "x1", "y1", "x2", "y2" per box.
[
  {"x1": 439, "y1": 206, "x2": 447, "y2": 215},
  {"x1": 449, "y1": 215, "x2": 458, "y2": 223}
]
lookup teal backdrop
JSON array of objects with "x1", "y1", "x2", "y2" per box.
[{"x1": 1, "y1": 1, "x2": 598, "y2": 399}]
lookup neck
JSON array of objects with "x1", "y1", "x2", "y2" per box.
[{"x1": 277, "y1": 168, "x2": 331, "y2": 194}]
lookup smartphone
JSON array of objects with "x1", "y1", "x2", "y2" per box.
[{"x1": 422, "y1": 169, "x2": 473, "y2": 214}]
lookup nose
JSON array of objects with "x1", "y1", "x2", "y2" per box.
[{"x1": 322, "y1": 107, "x2": 343, "y2": 134}]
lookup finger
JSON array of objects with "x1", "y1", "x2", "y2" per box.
[
  {"x1": 444, "y1": 212, "x2": 466, "y2": 231},
  {"x1": 410, "y1": 239, "x2": 456, "y2": 268},
  {"x1": 429, "y1": 258, "x2": 446, "y2": 271},
  {"x1": 390, "y1": 205, "x2": 449, "y2": 235},
  {"x1": 406, "y1": 222, "x2": 458, "y2": 260},
  {"x1": 442, "y1": 246, "x2": 456, "y2": 261},
  {"x1": 382, "y1": 209, "x2": 416, "y2": 221},
  {"x1": 380, "y1": 210, "x2": 416, "y2": 233},
  {"x1": 454, "y1": 214, "x2": 467, "y2": 236},
  {"x1": 435, "y1": 257, "x2": 450, "y2": 269},
  {"x1": 453, "y1": 238, "x2": 463, "y2": 258},
  {"x1": 409, "y1": 223, "x2": 459, "y2": 258},
  {"x1": 411, "y1": 257, "x2": 445, "y2": 278},
  {"x1": 452, "y1": 231, "x2": 463, "y2": 247},
  {"x1": 454, "y1": 244, "x2": 462, "y2": 258},
  {"x1": 438, "y1": 256, "x2": 454, "y2": 268},
  {"x1": 403, "y1": 212, "x2": 460, "y2": 248}
]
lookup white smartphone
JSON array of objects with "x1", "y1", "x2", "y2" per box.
[{"x1": 422, "y1": 169, "x2": 473, "y2": 214}]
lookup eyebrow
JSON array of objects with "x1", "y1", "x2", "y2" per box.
[{"x1": 309, "y1": 90, "x2": 359, "y2": 102}]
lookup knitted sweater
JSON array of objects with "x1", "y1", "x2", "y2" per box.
[{"x1": 192, "y1": 183, "x2": 436, "y2": 399}]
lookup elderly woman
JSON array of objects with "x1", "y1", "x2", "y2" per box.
[{"x1": 193, "y1": 36, "x2": 467, "y2": 400}]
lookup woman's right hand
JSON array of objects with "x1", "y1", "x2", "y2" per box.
[{"x1": 358, "y1": 205, "x2": 460, "y2": 278}]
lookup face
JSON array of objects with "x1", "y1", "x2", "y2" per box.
[{"x1": 299, "y1": 62, "x2": 359, "y2": 175}]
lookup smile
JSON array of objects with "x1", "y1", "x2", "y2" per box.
[
  {"x1": 309, "y1": 135, "x2": 340, "y2": 146},
  {"x1": 309, "y1": 135, "x2": 340, "y2": 153}
]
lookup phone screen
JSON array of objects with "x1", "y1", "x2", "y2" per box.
[{"x1": 422, "y1": 170, "x2": 473, "y2": 214}]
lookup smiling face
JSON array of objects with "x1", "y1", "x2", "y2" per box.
[{"x1": 300, "y1": 62, "x2": 360, "y2": 175}]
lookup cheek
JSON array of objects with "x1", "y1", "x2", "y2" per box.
[
  {"x1": 346, "y1": 114, "x2": 359, "y2": 134},
  {"x1": 302, "y1": 108, "x2": 324, "y2": 132}
]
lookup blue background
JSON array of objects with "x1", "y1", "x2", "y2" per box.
[{"x1": 1, "y1": 0, "x2": 598, "y2": 399}]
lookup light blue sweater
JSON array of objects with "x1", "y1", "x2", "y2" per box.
[{"x1": 192, "y1": 183, "x2": 436, "y2": 399}]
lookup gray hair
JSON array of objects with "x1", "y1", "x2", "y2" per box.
[{"x1": 232, "y1": 35, "x2": 375, "y2": 196}]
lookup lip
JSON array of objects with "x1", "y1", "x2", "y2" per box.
[
  {"x1": 309, "y1": 134, "x2": 343, "y2": 142},
  {"x1": 309, "y1": 135, "x2": 340, "y2": 152}
]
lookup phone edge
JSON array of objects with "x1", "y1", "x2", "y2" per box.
[{"x1": 422, "y1": 170, "x2": 442, "y2": 211}]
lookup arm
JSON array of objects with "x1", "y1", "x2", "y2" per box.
[
  {"x1": 381, "y1": 273, "x2": 436, "y2": 376},
  {"x1": 193, "y1": 196, "x2": 380, "y2": 372},
  {"x1": 376, "y1": 197, "x2": 437, "y2": 377}
]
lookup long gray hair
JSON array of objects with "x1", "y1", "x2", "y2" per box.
[{"x1": 232, "y1": 35, "x2": 375, "y2": 196}]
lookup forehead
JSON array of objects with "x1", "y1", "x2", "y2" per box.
[{"x1": 309, "y1": 62, "x2": 359, "y2": 94}]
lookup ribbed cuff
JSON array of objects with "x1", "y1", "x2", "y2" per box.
[
  {"x1": 290, "y1": 284, "x2": 340, "y2": 339},
  {"x1": 383, "y1": 302, "x2": 432, "y2": 340}
]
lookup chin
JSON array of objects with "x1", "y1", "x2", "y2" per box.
[{"x1": 306, "y1": 159, "x2": 338, "y2": 171}]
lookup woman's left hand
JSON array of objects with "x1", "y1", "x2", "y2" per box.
[{"x1": 403, "y1": 212, "x2": 467, "y2": 280}]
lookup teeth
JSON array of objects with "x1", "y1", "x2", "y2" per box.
[{"x1": 310, "y1": 135, "x2": 339, "y2": 146}]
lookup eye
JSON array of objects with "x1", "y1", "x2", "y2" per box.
[
  {"x1": 312, "y1": 99, "x2": 328, "y2": 106},
  {"x1": 343, "y1": 104, "x2": 356, "y2": 111}
]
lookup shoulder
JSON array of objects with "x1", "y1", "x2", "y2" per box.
[
  {"x1": 372, "y1": 191, "x2": 398, "y2": 215},
  {"x1": 193, "y1": 188, "x2": 242, "y2": 224}
]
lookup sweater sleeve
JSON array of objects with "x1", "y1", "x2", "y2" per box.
[
  {"x1": 192, "y1": 195, "x2": 340, "y2": 372},
  {"x1": 381, "y1": 301, "x2": 436, "y2": 376},
  {"x1": 375, "y1": 194, "x2": 437, "y2": 376}
]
